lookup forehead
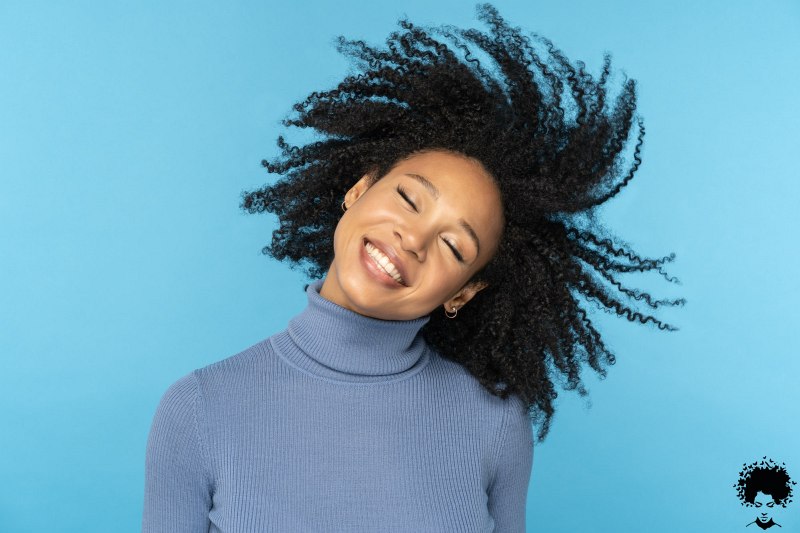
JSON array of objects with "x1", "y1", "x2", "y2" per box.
[
  {"x1": 392, "y1": 150, "x2": 494, "y2": 185},
  {"x1": 387, "y1": 151, "x2": 503, "y2": 212}
]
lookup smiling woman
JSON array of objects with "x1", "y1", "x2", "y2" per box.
[
  {"x1": 321, "y1": 149, "x2": 505, "y2": 321},
  {"x1": 142, "y1": 2, "x2": 684, "y2": 532}
]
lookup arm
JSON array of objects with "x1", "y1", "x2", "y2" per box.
[
  {"x1": 487, "y1": 395, "x2": 534, "y2": 533},
  {"x1": 142, "y1": 371, "x2": 213, "y2": 532}
]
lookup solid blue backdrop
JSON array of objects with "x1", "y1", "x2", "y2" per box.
[{"x1": 1, "y1": 1, "x2": 798, "y2": 531}]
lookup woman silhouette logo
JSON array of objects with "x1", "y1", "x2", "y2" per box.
[{"x1": 734, "y1": 457, "x2": 796, "y2": 529}]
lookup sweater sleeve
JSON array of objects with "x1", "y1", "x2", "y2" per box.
[
  {"x1": 487, "y1": 395, "x2": 534, "y2": 533},
  {"x1": 142, "y1": 371, "x2": 213, "y2": 533}
]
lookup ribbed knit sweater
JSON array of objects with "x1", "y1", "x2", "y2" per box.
[{"x1": 141, "y1": 278, "x2": 534, "y2": 532}]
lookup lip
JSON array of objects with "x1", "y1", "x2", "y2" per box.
[{"x1": 362, "y1": 237, "x2": 410, "y2": 286}]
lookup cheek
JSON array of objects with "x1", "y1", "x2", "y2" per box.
[
  {"x1": 332, "y1": 220, "x2": 346, "y2": 251},
  {"x1": 427, "y1": 271, "x2": 463, "y2": 297},
  {"x1": 332, "y1": 218, "x2": 360, "y2": 260}
]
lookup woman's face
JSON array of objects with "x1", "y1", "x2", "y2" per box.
[
  {"x1": 753, "y1": 491, "x2": 776, "y2": 523},
  {"x1": 320, "y1": 149, "x2": 505, "y2": 320}
]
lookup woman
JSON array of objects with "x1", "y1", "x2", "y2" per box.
[{"x1": 142, "y1": 3, "x2": 683, "y2": 531}]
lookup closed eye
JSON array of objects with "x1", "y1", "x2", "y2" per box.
[
  {"x1": 444, "y1": 239, "x2": 464, "y2": 261},
  {"x1": 397, "y1": 185, "x2": 417, "y2": 211},
  {"x1": 396, "y1": 184, "x2": 465, "y2": 263}
]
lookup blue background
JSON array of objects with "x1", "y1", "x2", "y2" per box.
[{"x1": 1, "y1": 1, "x2": 798, "y2": 531}]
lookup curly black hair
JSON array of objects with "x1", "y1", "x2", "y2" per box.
[
  {"x1": 735, "y1": 457, "x2": 797, "y2": 507},
  {"x1": 240, "y1": 3, "x2": 685, "y2": 442}
]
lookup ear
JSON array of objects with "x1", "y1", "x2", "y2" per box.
[
  {"x1": 342, "y1": 173, "x2": 376, "y2": 210},
  {"x1": 442, "y1": 280, "x2": 489, "y2": 314}
]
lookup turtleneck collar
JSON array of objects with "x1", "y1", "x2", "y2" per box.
[{"x1": 268, "y1": 278, "x2": 432, "y2": 383}]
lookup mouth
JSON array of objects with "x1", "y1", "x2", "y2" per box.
[{"x1": 363, "y1": 237, "x2": 408, "y2": 286}]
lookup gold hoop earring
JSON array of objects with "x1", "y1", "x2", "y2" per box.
[
  {"x1": 341, "y1": 200, "x2": 347, "y2": 212},
  {"x1": 445, "y1": 306, "x2": 458, "y2": 319}
]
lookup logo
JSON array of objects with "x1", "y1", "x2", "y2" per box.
[{"x1": 734, "y1": 456, "x2": 797, "y2": 529}]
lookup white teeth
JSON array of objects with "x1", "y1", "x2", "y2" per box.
[{"x1": 365, "y1": 242, "x2": 404, "y2": 284}]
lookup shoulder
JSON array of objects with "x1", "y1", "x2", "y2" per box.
[
  {"x1": 152, "y1": 369, "x2": 200, "y2": 419},
  {"x1": 194, "y1": 337, "x2": 273, "y2": 384},
  {"x1": 425, "y1": 347, "x2": 522, "y2": 417},
  {"x1": 154, "y1": 337, "x2": 276, "y2": 407}
]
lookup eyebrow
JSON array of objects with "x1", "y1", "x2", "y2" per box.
[{"x1": 403, "y1": 173, "x2": 481, "y2": 257}]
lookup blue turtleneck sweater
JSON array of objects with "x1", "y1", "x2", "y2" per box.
[{"x1": 141, "y1": 278, "x2": 534, "y2": 532}]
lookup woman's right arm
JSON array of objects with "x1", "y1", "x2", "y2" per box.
[{"x1": 142, "y1": 371, "x2": 213, "y2": 532}]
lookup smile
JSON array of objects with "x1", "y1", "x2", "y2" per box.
[{"x1": 364, "y1": 241, "x2": 405, "y2": 285}]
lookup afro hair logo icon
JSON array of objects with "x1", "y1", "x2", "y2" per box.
[{"x1": 734, "y1": 456, "x2": 797, "y2": 529}]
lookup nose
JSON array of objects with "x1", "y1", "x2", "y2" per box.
[{"x1": 396, "y1": 223, "x2": 429, "y2": 262}]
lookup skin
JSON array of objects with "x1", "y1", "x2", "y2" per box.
[{"x1": 319, "y1": 148, "x2": 505, "y2": 321}]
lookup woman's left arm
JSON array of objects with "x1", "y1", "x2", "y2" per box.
[{"x1": 487, "y1": 396, "x2": 535, "y2": 533}]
